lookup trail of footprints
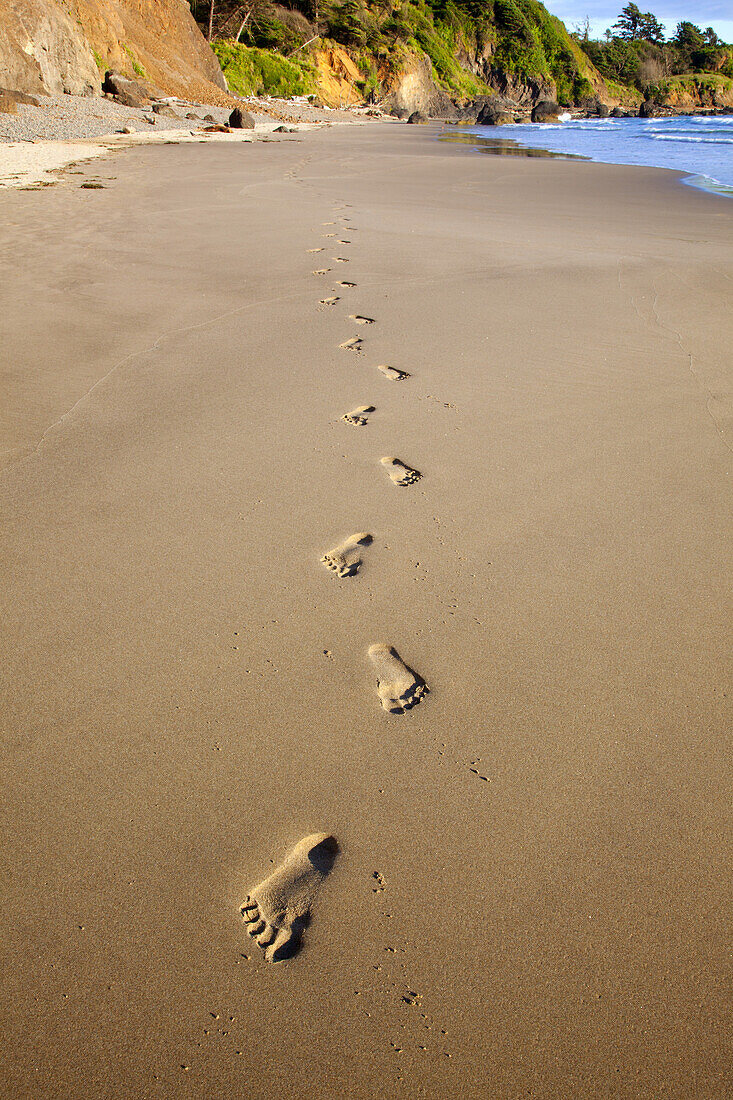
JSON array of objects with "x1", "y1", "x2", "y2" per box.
[{"x1": 239, "y1": 204, "x2": 432, "y2": 973}]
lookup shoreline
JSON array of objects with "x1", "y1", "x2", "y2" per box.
[
  {"x1": 2, "y1": 123, "x2": 731, "y2": 1098},
  {"x1": 445, "y1": 112, "x2": 733, "y2": 198}
]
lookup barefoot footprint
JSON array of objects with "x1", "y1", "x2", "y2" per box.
[
  {"x1": 312, "y1": 269, "x2": 331, "y2": 276},
  {"x1": 333, "y1": 257, "x2": 350, "y2": 263},
  {"x1": 342, "y1": 405, "x2": 375, "y2": 426},
  {"x1": 340, "y1": 337, "x2": 363, "y2": 352},
  {"x1": 349, "y1": 315, "x2": 374, "y2": 325},
  {"x1": 241, "y1": 834, "x2": 338, "y2": 962},
  {"x1": 320, "y1": 296, "x2": 340, "y2": 306},
  {"x1": 377, "y1": 364, "x2": 409, "y2": 382},
  {"x1": 321, "y1": 532, "x2": 373, "y2": 577},
  {"x1": 381, "y1": 457, "x2": 421, "y2": 486},
  {"x1": 368, "y1": 644, "x2": 428, "y2": 713},
  {"x1": 338, "y1": 282, "x2": 356, "y2": 289}
]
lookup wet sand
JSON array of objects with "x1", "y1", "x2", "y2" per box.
[{"x1": 1, "y1": 123, "x2": 731, "y2": 1099}]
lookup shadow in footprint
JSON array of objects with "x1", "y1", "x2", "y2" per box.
[
  {"x1": 368, "y1": 644, "x2": 429, "y2": 713},
  {"x1": 241, "y1": 834, "x2": 338, "y2": 962}
]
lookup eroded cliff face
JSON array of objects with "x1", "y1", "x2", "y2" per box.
[
  {"x1": 0, "y1": 0, "x2": 229, "y2": 101},
  {"x1": 0, "y1": 0, "x2": 100, "y2": 96}
]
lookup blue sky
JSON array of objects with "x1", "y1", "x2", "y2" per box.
[{"x1": 546, "y1": 1, "x2": 733, "y2": 43}]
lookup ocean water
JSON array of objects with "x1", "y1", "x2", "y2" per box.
[{"x1": 466, "y1": 113, "x2": 733, "y2": 196}]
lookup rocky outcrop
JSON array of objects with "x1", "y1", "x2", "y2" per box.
[
  {"x1": 0, "y1": 0, "x2": 229, "y2": 102},
  {"x1": 380, "y1": 52, "x2": 454, "y2": 118},
  {"x1": 655, "y1": 75, "x2": 733, "y2": 111},
  {"x1": 476, "y1": 104, "x2": 513, "y2": 125},
  {"x1": 485, "y1": 68, "x2": 556, "y2": 109},
  {"x1": 531, "y1": 99, "x2": 561, "y2": 123}
]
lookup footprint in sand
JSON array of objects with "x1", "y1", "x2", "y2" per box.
[
  {"x1": 321, "y1": 532, "x2": 373, "y2": 577},
  {"x1": 320, "y1": 296, "x2": 340, "y2": 306},
  {"x1": 338, "y1": 281, "x2": 357, "y2": 289},
  {"x1": 241, "y1": 834, "x2": 338, "y2": 962},
  {"x1": 307, "y1": 248, "x2": 324, "y2": 253},
  {"x1": 322, "y1": 221, "x2": 335, "y2": 226},
  {"x1": 349, "y1": 315, "x2": 374, "y2": 325},
  {"x1": 340, "y1": 337, "x2": 363, "y2": 352},
  {"x1": 313, "y1": 269, "x2": 331, "y2": 276},
  {"x1": 342, "y1": 405, "x2": 375, "y2": 426},
  {"x1": 324, "y1": 233, "x2": 336, "y2": 238},
  {"x1": 338, "y1": 240, "x2": 351, "y2": 245},
  {"x1": 368, "y1": 644, "x2": 428, "y2": 713},
  {"x1": 333, "y1": 257, "x2": 350, "y2": 263},
  {"x1": 381, "y1": 457, "x2": 421, "y2": 486},
  {"x1": 377, "y1": 364, "x2": 409, "y2": 382}
]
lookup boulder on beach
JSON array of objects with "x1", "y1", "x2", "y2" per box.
[
  {"x1": 531, "y1": 100, "x2": 560, "y2": 123},
  {"x1": 103, "y1": 71, "x2": 151, "y2": 109},
  {"x1": 639, "y1": 100, "x2": 660, "y2": 118},
  {"x1": 152, "y1": 103, "x2": 179, "y2": 117},
  {"x1": 229, "y1": 107, "x2": 256, "y2": 129},
  {"x1": 476, "y1": 104, "x2": 513, "y2": 126},
  {"x1": 407, "y1": 111, "x2": 428, "y2": 124}
]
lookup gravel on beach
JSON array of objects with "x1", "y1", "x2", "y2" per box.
[{"x1": 0, "y1": 92, "x2": 381, "y2": 144}]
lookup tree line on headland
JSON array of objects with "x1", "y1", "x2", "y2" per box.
[{"x1": 575, "y1": 4, "x2": 732, "y2": 93}]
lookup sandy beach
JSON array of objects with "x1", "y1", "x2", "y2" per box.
[{"x1": 1, "y1": 122, "x2": 731, "y2": 1098}]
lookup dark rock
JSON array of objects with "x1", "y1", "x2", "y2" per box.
[
  {"x1": 597, "y1": 102, "x2": 610, "y2": 118},
  {"x1": 152, "y1": 103, "x2": 179, "y2": 117},
  {"x1": 273, "y1": 124, "x2": 288, "y2": 132},
  {"x1": 143, "y1": 115, "x2": 156, "y2": 124},
  {"x1": 407, "y1": 111, "x2": 429, "y2": 124},
  {"x1": 476, "y1": 104, "x2": 513, "y2": 126},
  {"x1": 229, "y1": 106, "x2": 256, "y2": 129},
  {"x1": 392, "y1": 108, "x2": 410, "y2": 119},
  {"x1": 486, "y1": 70, "x2": 554, "y2": 108},
  {"x1": 639, "y1": 100, "x2": 660, "y2": 118},
  {"x1": 610, "y1": 107, "x2": 625, "y2": 118},
  {"x1": 185, "y1": 112, "x2": 198, "y2": 119},
  {"x1": 103, "y1": 71, "x2": 151, "y2": 109},
  {"x1": 203, "y1": 114, "x2": 216, "y2": 122},
  {"x1": 0, "y1": 87, "x2": 40, "y2": 107},
  {"x1": 531, "y1": 100, "x2": 560, "y2": 123}
]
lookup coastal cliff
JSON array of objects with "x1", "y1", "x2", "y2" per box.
[
  {"x1": 0, "y1": 0, "x2": 228, "y2": 101},
  {"x1": 0, "y1": 0, "x2": 729, "y2": 118}
]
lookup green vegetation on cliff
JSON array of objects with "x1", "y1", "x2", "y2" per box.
[
  {"x1": 195, "y1": 0, "x2": 604, "y2": 105},
  {"x1": 212, "y1": 40, "x2": 317, "y2": 95},
  {"x1": 195, "y1": 0, "x2": 730, "y2": 108}
]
